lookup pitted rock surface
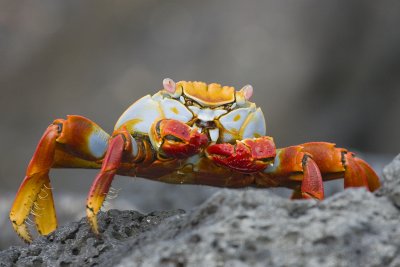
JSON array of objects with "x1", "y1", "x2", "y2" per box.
[
  {"x1": 0, "y1": 210, "x2": 184, "y2": 267},
  {"x1": 115, "y1": 186, "x2": 400, "y2": 267},
  {"x1": 1, "y1": 154, "x2": 400, "y2": 267}
]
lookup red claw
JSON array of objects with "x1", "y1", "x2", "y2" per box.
[
  {"x1": 154, "y1": 119, "x2": 208, "y2": 159},
  {"x1": 206, "y1": 136, "x2": 276, "y2": 173}
]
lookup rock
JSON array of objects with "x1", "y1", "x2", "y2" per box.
[
  {"x1": 0, "y1": 210, "x2": 185, "y2": 267},
  {"x1": 0, "y1": 184, "x2": 217, "y2": 250},
  {"x1": 378, "y1": 154, "x2": 400, "y2": 208},
  {"x1": 1, "y1": 154, "x2": 400, "y2": 267},
  {"x1": 116, "y1": 188, "x2": 400, "y2": 267}
]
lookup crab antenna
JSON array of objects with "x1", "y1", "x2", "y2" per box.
[
  {"x1": 241, "y1": 84, "x2": 254, "y2": 100},
  {"x1": 163, "y1": 78, "x2": 176, "y2": 93}
]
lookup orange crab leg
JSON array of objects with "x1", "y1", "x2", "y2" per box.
[
  {"x1": 86, "y1": 132, "x2": 128, "y2": 234},
  {"x1": 10, "y1": 125, "x2": 59, "y2": 242},
  {"x1": 259, "y1": 146, "x2": 324, "y2": 200},
  {"x1": 354, "y1": 157, "x2": 381, "y2": 191},
  {"x1": 10, "y1": 115, "x2": 109, "y2": 242},
  {"x1": 301, "y1": 142, "x2": 380, "y2": 191},
  {"x1": 301, "y1": 155, "x2": 324, "y2": 199}
]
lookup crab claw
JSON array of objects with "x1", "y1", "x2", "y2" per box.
[
  {"x1": 206, "y1": 136, "x2": 276, "y2": 173},
  {"x1": 150, "y1": 119, "x2": 208, "y2": 159}
]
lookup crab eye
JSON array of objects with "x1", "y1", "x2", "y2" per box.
[
  {"x1": 163, "y1": 78, "x2": 176, "y2": 94},
  {"x1": 236, "y1": 84, "x2": 254, "y2": 106},
  {"x1": 241, "y1": 85, "x2": 253, "y2": 100}
]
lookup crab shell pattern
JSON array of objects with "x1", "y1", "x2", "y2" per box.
[{"x1": 115, "y1": 80, "x2": 264, "y2": 146}]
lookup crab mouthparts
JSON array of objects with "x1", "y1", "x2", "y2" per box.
[
  {"x1": 195, "y1": 122, "x2": 220, "y2": 142},
  {"x1": 195, "y1": 119, "x2": 216, "y2": 129}
]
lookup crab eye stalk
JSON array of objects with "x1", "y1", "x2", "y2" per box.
[
  {"x1": 163, "y1": 78, "x2": 176, "y2": 93},
  {"x1": 241, "y1": 84, "x2": 253, "y2": 100},
  {"x1": 236, "y1": 84, "x2": 254, "y2": 105},
  {"x1": 163, "y1": 78, "x2": 182, "y2": 98}
]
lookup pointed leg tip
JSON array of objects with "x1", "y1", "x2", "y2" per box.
[
  {"x1": 353, "y1": 157, "x2": 381, "y2": 192},
  {"x1": 302, "y1": 192, "x2": 324, "y2": 200},
  {"x1": 86, "y1": 207, "x2": 100, "y2": 235},
  {"x1": 12, "y1": 222, "x2": 33, "y2": 243}
]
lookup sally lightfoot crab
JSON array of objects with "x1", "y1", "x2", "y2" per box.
[{"x1": 10, "y1": 78, "x2": 380, "y2": 242}]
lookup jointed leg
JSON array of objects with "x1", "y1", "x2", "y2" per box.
[
  {"x1": 352, "y1": 156, "x2": 380, "y2": 191},
  {"x1": 260, "y1": 142, "x2": 380, "y2": 201},
  {"x1": 261, "y1": 146, "x2": 325, "y2": 200},
  {"x1": 10, "y1": 116, "x2": 109, "y2": 242},
  {"x1": 301, "y1": 142, "x2": 380, "y2": 191},
  {"x1": 86, "y1": 132, "x2": 128, "y2": 234},
  {"x1": 10, "y1": 125, "x2": 58, "y2": 242},
  {"x1": 86, "y1": 119, "x2": 209, "y2": 234}
]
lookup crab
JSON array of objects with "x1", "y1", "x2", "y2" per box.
[{"x1": 10, "y1": 78, "x2": 381, "y2": 243}]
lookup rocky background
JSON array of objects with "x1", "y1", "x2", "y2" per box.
[{"x1": 1, "y1": 0, "x2": 400, "y2": 254}]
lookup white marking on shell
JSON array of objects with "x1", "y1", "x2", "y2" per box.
[
  {"x1": 152, "y1": 91, "x2": 163, "y2": 101},
  {"x1": 219, "y1": 108, "x2": 251, "y2": 133},
  {"x1": 188, "y1": 106, "x2": 203, "y2": 118},
  {"x1": 160, "y1": 98, "x2": 193, "y2": 122},
  {"x1": 241, "y1": 108, "x2": 266, "y2": 138},
  {"x1": 114, "y1": 95, "x2": 162, "y2": 133},
  {"x1": 189, "y1": 107, "x2": 227, "y2": 122},
  {"x1": 130, "y1": 135, "x2": 139, "y2": 157},
  {"x1": 214, "y1": 109, "x2": 228, "y2": 118},
  {"x1": 88, "y1": 130, "x2": 109, "y2": 159},
  {"x1": 209, "y1": 128, "x2": 220, "y2": 142}
]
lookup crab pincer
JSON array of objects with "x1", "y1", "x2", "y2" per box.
[
  {"x1": 206, "y1": 136, "x2": 276, "y2": 173},
  {"x1": 150, "y1": 119, "x2": 208, "y2": 159}
]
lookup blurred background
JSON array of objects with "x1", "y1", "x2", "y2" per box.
[{"x1": 1, "y1": 0, "x2": 399, "y2": 249}]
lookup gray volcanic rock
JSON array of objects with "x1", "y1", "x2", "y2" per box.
[
  {"x1": 0, "y1": 210, "x2": 185, "y2": 267},
  {"x1": 378, "y1": 154, "x2": 400, "y2": 207},
  {"x1": 1, "y1": 154, "x2": 400, "y2": 267}
]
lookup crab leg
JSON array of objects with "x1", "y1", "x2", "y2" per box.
[
  {"x1": 10, "y1": 115, "x2": 109, "y2": 242},
  {"x1": 10, "y1": 125, "x2": 59, "y2": 242},
  {"x1": 86, "y1": 132, "x2": 128, "y2": 234},
  {"x1": 353, "y1": 157, "x2": 381, "y2": 191},
  {"x1": 258, "y1": 142, "x2": 380, "y2": 199},
  {"x1": 260, "y1": 146, "x2": 324, "y2": 199},
  {"x1": 301, "y1": 142, "x2": 380, "y2": 191},
  {"x1": 86, "y1": 120, "x2": 209, "y2": 234}
]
